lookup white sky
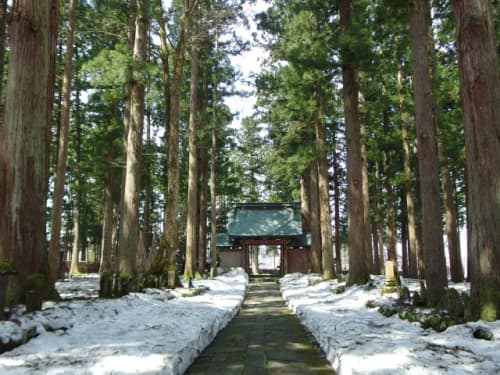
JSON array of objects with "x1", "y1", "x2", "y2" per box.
[{"x1": 224, "y1": 0, "x2": 270, "y2": 129}]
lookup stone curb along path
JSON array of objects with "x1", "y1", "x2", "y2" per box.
[{"x1": 186, "y1": 276, "x2": 335, "y2": 375}]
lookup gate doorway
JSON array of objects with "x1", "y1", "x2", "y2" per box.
[
  {"x1": 248, "y1": 245, "x2": 281, "y2": 275},
  {"x1": 242, "y1": 238, "x2": 288, "y2": 276}
]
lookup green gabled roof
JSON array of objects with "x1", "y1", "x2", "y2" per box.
[{"x1": 227, "y1": 202, "x2": 303, "y2": 237}]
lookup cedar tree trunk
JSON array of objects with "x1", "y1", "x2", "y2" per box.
[
  {"x1": 408, "y1": 0, "x2": 448, "y2": 304},
  {"x1": 0, "y1": 0, "x2": 59, "y2": 305},
  {"x1": 339, "y1": 0, "x2": 369, "y2": 285},
  {"x1": 452, "y1": 0, "x2": 500, "y2": 320}
]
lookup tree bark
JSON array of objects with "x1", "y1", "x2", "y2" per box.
[
  {"x1": 118, "y1": 0, "x2": 149, "y2": 281},
  {"x1": 429, "y1": 23, "x2": 464, "y2": 283},
  {"x1": 399, "y1": 69, "x2": 419, "y2": 279},
  {"x1": 116, "y1": 15, "x2": 134, "y2": 273},
  {"x1": 371, "y1": 220, "x2": 380, "y2": 275},
  {"x1": 360, "y1": 124, "x2": 373, "y2": 273},
  {"x1": 339, "y1": 0, "x2": 369, "y2": 286},
  {"x1": 332, "y1": 144, "x2": 342, "y2": 273},
  {"x1": 401, "y1": 194, "x2": 409, "y2": 277},
  {"x1": 142, "y1": 113, "x2": 152, "y2": 255},
  {"x1": 315, "y1": 94, "x2": 335, "y2": 280},
  {"x1": 209, "y1": 105, "x2": 218, "y2": 279},
  {"x1": 0, "y1": 0, "x2": 59, "y2": 306},
  {"x1": 408, "y1": 0, "x2": 447, "y2": 304},
  {"x1": 69, "y1": 182, "x2": 81, "y2": 275},
  {"x1": 209, "y1": 26, "x2": 219, "y2": 279},
  {"x1": 198, "y1": 153, "x2": 209, "y2": 273},
  {"x1": 250, "y1": 246, "x2": 260, "y2": 275},
  {"x1": 452, "y1": 0, "x2": 500, "y2": 320},
  {"x1": 69, "y1": 96, "x2": 82, "y2": 276},
  {"x1": 382, "y1": 99, "x2": 397, "y2": 265},
  {"x1": 437, "y1": 131, "x2": 464, "y2": 282},
  {"x1": 373, "y1": 160, "x2": 384, "y2": 274},
  {"x1": 154, "y1": 0, "x2": 171, "y2": 280},
  {"x1": 0, "y1": 0, "x2": 8, "y2": 104},
  {"x1": 309, "y1": 162, "x2": 322, "y2": 274},
  {"x1": 48, "y1": 0, "x2": 77, "y2": 284},
  {"x1": 184, "y1": 14, "x2": 200, "y2": 280},
  {"x1": 300, "y1": 174, "x2": 311, "y2": 233},
  {"x1": 301, "y1": 172, "x2": 321, "y2": 273},
  {"x1": 384, "y1": 148, "x2": 397, "y2": 263},
  {"x1": 165, "y1": 0, "x2": 192, "y2": 286},
  {"x1": 401, "y1": 121, "x2": 418, "y2": 279},
  {"x1": 197, "y1": 62, "x2": 210, "y2": 275},
  {"x1": 99, "y1": 158, "x2": 114, "y2": 276}
]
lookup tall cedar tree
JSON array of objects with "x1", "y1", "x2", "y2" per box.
[
  {"x1": 164, "y1": 0, "x2": 194, "y2": 287},
  {"x1": 398, "y1": 68, "x2": 419, "y2": 279},
  {"x1": 184, "y1": 7, "x2": 200, "y2": 280},
  {"x1": 197, "y1": 59, "x2": 210, "y2": 273},
  {"x1": 451, "y1": 0, "x2": 500, "y2": 321},
  {"x1": 301, "y1": 171, "x2": 322, "y2": 274},
  {"x1": 69, "y1": 96, "x2": 82, "y2": 276},
  {"x1": 0, "y1": 0, "x2": 59, "y2": 306},
  {"x1": 339, "y1": 0, "x2": 370, "y2": 286},
  {"x1": 99, "y1": 153, "x2": 115, "y2": 294},
  {"x1": 118, "y1": 0, "x2": 149, "y2": 283},
  {"x1": 408, "y1": 0, "x2": 448, "y2": 305},
  {"x1": 209, "y1": 29, "x2": 219, "y2": 279},
  {"x1": 437, "y1": 130, "x2": 464, "y2": 282},
  {"x1": 315, "y1": 93, "x2": 335, "y2": 279},
  {"x1": 49, "y1": 0, "x2": 77, "y2": 284},
  {"x1": 309, "y1": 163, "x2": 323, "y2": 273},
  {"x1": 360, "y1": 123, "x2": 373, "y2": 273},
  {"x1": 0, "y1": 0, "x2": 7, "y2": 102},
  {"x1": 430, "y1": 8, "x2": 464, "y2": 282},
  {"x1": 332, "y1": 145, "x2": 343, "y2": 273}
]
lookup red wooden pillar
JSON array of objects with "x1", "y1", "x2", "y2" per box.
[
  {"x1": 242, "y1": 243, "x2": 249, "y2": 274},
  {"x1": 281, "y1": 240, "x2": 287, "y2": 275}
]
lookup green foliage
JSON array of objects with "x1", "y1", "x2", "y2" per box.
[
  {"x1": 6, "y1": 282, "x2": 24, "y2": 306},
  {"x1": 181, "y1": 288, "x2": 205, "y2": 297},
  {"x1": 25, "y1": 274, "x2": 60, "y2": 302},
  {"x1": 479, "y1": 285, "x2": 500, "y2": 322},
  {"x1": 148, "y1": 251, "x2": 167, "y2": 275},
  {"x1": 0, "y1": 259, "x2": 15, "y2": 275},
  {"x1": 25, "y1": 274, "x2": 48, "y2": 291},
  {"x1": 254, "y1": 0, "x2": 340, "y2": 201},
  {"x1": 81, "y1": 43, "x2": 132, "y2": 95}
]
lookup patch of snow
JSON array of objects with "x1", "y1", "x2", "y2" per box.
[
  {"x1": 280, "y1": 273, "x2": 500, "y2": 375},
  {"x1": 2, "y1": 270, "x2": 498, "y2": 375},
  {"x1": 0, "y1": 268, "x2": 247, "y2": 375}
]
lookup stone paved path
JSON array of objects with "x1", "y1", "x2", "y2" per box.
[{"x1": 185, "y1": 276, "x2": 335, "y2": 375}]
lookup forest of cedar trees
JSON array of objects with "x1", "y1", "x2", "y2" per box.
[{"x1": 0, "y1": 0, "x2": 498, "y2": 321}]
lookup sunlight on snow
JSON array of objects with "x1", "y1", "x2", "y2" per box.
[{"x1": 90, "y1": 354, "x2": 166, "y2": 374}]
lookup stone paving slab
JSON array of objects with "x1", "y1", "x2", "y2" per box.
[{"x1": 185, "y1": 276, "x2": 335, "y2": 375}]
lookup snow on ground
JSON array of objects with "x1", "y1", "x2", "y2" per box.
[
  {"x1": 280, "y1": 273, "x2": 500, "y2": 375},
  {"x1": 0, "y1": 268, "x2": 247, "y2": 375},
  {"x1": 2, "y1": 270, "x2": 499, "y2": 375}
]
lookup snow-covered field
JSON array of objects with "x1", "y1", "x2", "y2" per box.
[
  {"x1": 280, "y1": 273, "x2": 500, "y2": 375},
  {"x1": 0, "y1": 269, "x2": 247, "y2": 375},
  {"x1": 1, "y1": 270, "x2": 499, "y2": 375}
]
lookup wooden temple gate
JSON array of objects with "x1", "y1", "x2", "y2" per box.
[{"x1": 217, "y1": 202, "x2": 311, "y2": 275}]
